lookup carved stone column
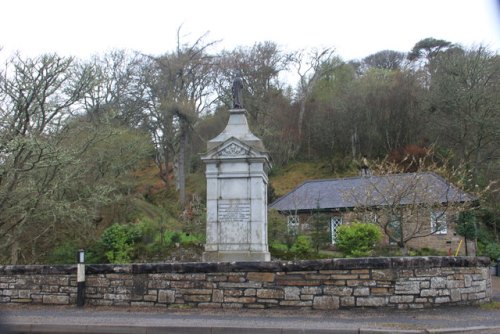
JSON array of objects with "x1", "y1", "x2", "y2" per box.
[{"x1": 201, "y1": 109, "x2": 271, "y2": 262}]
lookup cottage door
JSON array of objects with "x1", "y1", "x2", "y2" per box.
[{"x1": 329, "y1": 217, "x2": 342, "y2": 244}]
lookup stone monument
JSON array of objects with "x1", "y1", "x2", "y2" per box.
[{"x1": 201, "y1": 76, "x2": 271, "y2": 262}]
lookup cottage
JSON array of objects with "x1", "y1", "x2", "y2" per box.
[{"x1": 270, "y1": 172, "x2": 477, "y2": 255}]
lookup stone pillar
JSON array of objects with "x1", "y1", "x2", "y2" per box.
[{"x1": 201, "y1": 109, "x2": 271, "y2": 262}]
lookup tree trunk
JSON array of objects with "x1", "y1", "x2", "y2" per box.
[{"x1": 177, "y1": 120, "x2": 189, "y2": 209}]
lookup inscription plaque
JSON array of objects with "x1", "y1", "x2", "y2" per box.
[{"x1": 218, "y1": 201, "x2": 250, "y2": 223}]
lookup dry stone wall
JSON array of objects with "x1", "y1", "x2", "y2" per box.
[{"x1": 0, "y1": 257, "x2": 491, "y2": 310}]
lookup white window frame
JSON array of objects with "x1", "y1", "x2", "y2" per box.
[
  {"x1": 329, "y1": 217, "x2": 343, "y2": 244},
  {"x1": 287, "y1": 215, "x2": 300, "y2": 235},
  {"x1": 431, "y1": 210, "x2": 448, "y2": 235}
]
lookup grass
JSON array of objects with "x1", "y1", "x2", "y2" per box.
[{"x1": 480, "y1": 301, "x2": 500, "y2": 310}]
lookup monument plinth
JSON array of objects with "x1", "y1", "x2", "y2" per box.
[{"x1": 201, "y1": 108, "x2": 271, "y2": 262}]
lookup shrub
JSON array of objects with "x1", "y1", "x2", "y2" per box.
[
  {"x1": 101, "y1": 223, "x2": 143, "y2": 263},
  {"x1": 290, "y1": 235, "x2": 313, "y2": 259},
  {"x1": 47, "y1": 242, "x2": 80, "y2": 264},
  {"x1": 483, "y1": 242, "x2": 500, "y2": 261},
  {"x1": 335, "y1": 222, "x2": 382, "y2": 257}
]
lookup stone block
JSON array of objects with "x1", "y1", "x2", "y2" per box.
[
  {"x1": 420, "y1": 289, "x2": 438, "y2": 297},
  {"x1": 31, "y1": 294, "x2": 43, "y2": 303},
  {"x1": 346, "y1": 280, "x2": 376, "y2": 287},
  {"x1": 300, "y1": 294, "x2": 314, "y2": 301},
  {"x1": 223, "y1": 297, "x2": 255, "y2": 303},
  {"x1": 171, "y1": 281, "x2": 195, "y2": 289},
  {"x1": 257, "y1": 298, "x2": 279, "y2": 304},
  {"x1": 284, "y1": 287, "x2": 300, "y2": 300},
  {"x1": 212, "y1": 290, "x2": 224, "y2": 303},
  {"x1": 464, "y1": 275, "x2": 473, "y2": 287},
  {"x1": 246, "y1": 272, "x2": 275, "y2": 282},
  {"x1": 148, "y1": 280, "x2": 169, "y2": 289},
  {"x1": 181, "y1": 289, "x2": 212, "y2": 295},
  {"x1": 409, "y1": 303, "x2": 424, "y2": 309},
  {"x1": 438, "y1": 289, "x2": 450, "y2": 296},
  {"x1": 472, "y1": 281, "x2": 486, "y2": 291},
  {"x1": 42, "y1": 295, "x2": 69, "y2": 305},
  {"x1": 244, "y1": 289, "x2": 256, "y2": 296},
  {"x1": 86, "y1": 277, "x2": 110, "y2": 287},
  {"x1": 256, "y1": 289, "x2": 284, "y2": 299},
  {"x1": 372, "y1": 269, "x2": 395, "y2": 281},
  {"x1": 224, "y1": 290, "x2": 243, "y2": 297},
  {"x1": 219, "y1": 282, "x2": 262, "y2": 289},
  {"x1": 207, "y1": 274, "x2": 228, "y2": 282},
  {"x1": 435, "y1": 297, "x2": 450, "y2": 303},
  {"x1": 18, "y1": 290, "x2": 31, "y2": 298},
  {"x1": 104, "y1": 293, "x2": 130, "y2": 301},
  {"x1": 1, "y1": 290, "x2": 16, "y2": 297},
  {"x1": 158, "y1": 290, "x2": 176, "y2": 304},
  {"x1": 450, "y1": 289, "x2": 462, "y2": 302},
  {"x1": 87, "y1": 299, "x2": 113, "y2": 306},
  {"x1": 279, "y1": 300, "x2": 312, "y2": 307},
  {"x1": 144, "y1": 294, "x2": 158, "y2": 302},
  {"x1": 313, "y1": 296, "x2": 339, "y2": 310},
  {"x1": 371, "y1": 287, "x2": 390, "y2": 295},
  {"x1": 353, "y1": 287, "x2": 369, "y2": 296},
  {"x1": 184, "y1": 294, "x2": 211, "y2": 302},
  {"x1": 430, "y1": 277, "x2": 447, "y2": 289},
  {"x1": 323, "y1": 286, "x2": 353, "y2": 296},
  {"x1": 468, "y1": 292, "x2": 486, "y2": 300},
  {"x1": 332, "y1": 274, "x2": 358, "y2": 280},
  {"x1": 340, "y1": 296, "x2": 355, "y2": 307},
  {"x1": 301, "y1": 286, "x2": 321, "y2": 295},
  {"x1": 389, "y1": 295, "x2": 414, "y2": 303},
  {"x1": 415, "y1": 268, "x2": 441, "y2": 277},
  {"x1": 356, "y1": 297, "x2": 387, "y2": 307},
  {"x1": 420, "y1": 281, "x2": 430, "y2": 289},
  {"x1": 395, "y1": 281, "x2": 420, "y2": 294}
]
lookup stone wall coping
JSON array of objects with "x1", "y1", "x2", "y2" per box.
[{"x1": 0, "y1": 256, "x2": 490, "y2": 275}]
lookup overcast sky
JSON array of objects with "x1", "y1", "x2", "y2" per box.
[{"x1": 1, "y1": 0, "x2": 499, "y2": 61}]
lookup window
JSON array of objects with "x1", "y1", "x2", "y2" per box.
[
  {"x1": 388, "y1": 215, "x2": 402, "y2": 244},
  {"x1": 431, "y1": 210, "x2": 447, "y2": 234},
  {"x1": 287, "y1": 215, "x2": 300, "y2": 235},
  {"x1": 329, "y1": 217, "x2": 342, "y2": 244}
]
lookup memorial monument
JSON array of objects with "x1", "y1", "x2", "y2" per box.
[{"x1": 201, "y1": 76, "x2": 271, "y2": 262}]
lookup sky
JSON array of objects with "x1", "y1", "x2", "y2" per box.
[{"x1": 1, "y1": 0, "x2": 499, "y2": 61}]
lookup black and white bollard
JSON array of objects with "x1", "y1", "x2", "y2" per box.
[{"x1": 76, "y1": 249, "x2": 85, "y2": 307}]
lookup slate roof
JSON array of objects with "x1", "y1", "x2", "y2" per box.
[{"x1": 269, "y1": 172, "x2": 476, "y2": 213}]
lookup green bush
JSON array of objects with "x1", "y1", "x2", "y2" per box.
[
  {"x1": 335, "y1": 222, "x2": 382, "y2": 257},
  {"x1": 46, "y1": 242, "x2": 80, "y2": 264},
  {"x1": 101, "y1": 223, "x2": 143, "y2": 263},
  {"x1": 290, "y1": 235, "x2": 313, "y2": 259},
  {"x1": 483, "y1": 242, "x2": 500, "y2": 261}
]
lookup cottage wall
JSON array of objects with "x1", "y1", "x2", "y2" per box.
[
  {"x1": 0, "y1": 257, "x2": 491, "y2": 310},
  {"x1": 292, "y1": 210, "x2": 472, "y2": 255}
]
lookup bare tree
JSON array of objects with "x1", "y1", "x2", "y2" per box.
[
  {"x1": 343, "y1": 157, "x2": 480, "y2": 255},
  {"x1": 0, "y1": 53, "x2": 95, "y2": 262},
  {"x1": 140, "y1": 28, "x2": 217, "y2": 207},
  {"x1": 292, "y1": 47, "x2": 336, "y2": 144},
  {"x1": 428, "y1": 45, "x2": 500, "y2": 184}
]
